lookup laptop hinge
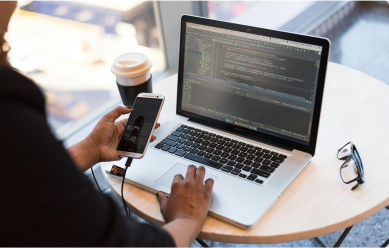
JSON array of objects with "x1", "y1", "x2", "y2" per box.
[{"x1": 188, "y1": 118, "x2": 293, "y2": 152}]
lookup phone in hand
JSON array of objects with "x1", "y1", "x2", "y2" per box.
[{"x1": 117, "y1": 93, "x2": 165, "y2": 158}]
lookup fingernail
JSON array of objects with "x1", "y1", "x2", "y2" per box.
[
  {"x1": 156, "y1": 192, "x2": 159, "y2": 198},
  {"x1": 127, "y1": 106, "x2": 133, "y2": 109}
]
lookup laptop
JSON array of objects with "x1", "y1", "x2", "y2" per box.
[{"x1": 103, "y1": 15, "x2": 330, "y2": 229}]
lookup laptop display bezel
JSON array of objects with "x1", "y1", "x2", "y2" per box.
[{"x1": 176, "y1": 15, "x2": 330, "y2": 156}]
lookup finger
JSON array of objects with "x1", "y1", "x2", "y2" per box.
[
  {"x1": 150, "y1": 135, "x2": 156, "y2": 142},
  {"x1": 172, "y1": 174, "x2": 184, "y2": 184},
  {"x1": 155, "y1": 123, "x2": 161, "y2": 129},
  {"x1": 196, "y1": 166, "x2": 206, "y2": 185},
  {"x1": 185, "y1": 165, "x2": 197, "y2": 181},
  {"x1": 204, "y1": 178, "x2": 214, "y2": 196},
  {"x1": 156, "y1": 191, "x2": 169, "y2": 212},
  {"x1": 104, "y1": 106, "x2": 132, "y2": 122},
  {"x1": 119, "y1": 118, "x2": 128, "y2": 126}
]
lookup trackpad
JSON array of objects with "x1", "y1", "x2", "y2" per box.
[{"x1": 156, "y1": 163, "x2": 218, "y2": 188}]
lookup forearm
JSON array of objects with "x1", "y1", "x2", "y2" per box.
[
  {"x1": 67, "y1": 137, "x2": 100, "y2": 172},
  {"x1": 162, "y1": 218, "x2": 200, "y2": 247}
]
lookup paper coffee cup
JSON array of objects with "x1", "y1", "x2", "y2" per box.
[{"x1": 111, "y1": 52, "x2": 153, "y2": 107}]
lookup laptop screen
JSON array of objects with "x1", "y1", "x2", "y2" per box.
[{"x1": 180, "y1": 22, "x2": 323, "y2": 146}]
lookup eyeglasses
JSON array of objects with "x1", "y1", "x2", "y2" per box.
[{"x1": 337, "y1": 141, "x2": 364, "y2": 190}]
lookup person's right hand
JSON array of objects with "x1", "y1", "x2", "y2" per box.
[{"x1": 157, "y1": 165, "x2": 214, "y2": 239}]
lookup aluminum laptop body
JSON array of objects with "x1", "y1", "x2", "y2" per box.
[{"x1": 103, "y1": 15, "x2": 330, "y2": 229}]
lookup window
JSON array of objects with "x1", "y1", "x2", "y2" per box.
[{"x1": 6, "y1": 1, "x2": 165, "y2": 138}]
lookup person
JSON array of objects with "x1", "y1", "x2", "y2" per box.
[{"x1": 0, "y1": 2, "x2": 214, "y2": 246}]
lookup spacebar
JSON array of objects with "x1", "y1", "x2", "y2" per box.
[{"x1": 184, "y1": 153, "x2": 223, "y2": 169}]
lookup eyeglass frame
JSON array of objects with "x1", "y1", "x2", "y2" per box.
[{"x1": 337, "y1": 141, "x2": 364, "y2": 190}]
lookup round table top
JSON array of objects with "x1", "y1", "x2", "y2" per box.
[{"x1": 102, "y1": 62, "x2": 389, "y2": 244}]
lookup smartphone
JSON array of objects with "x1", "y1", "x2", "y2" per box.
[{"x1": 117, "y1": 93, "x2": 165, "y2": 158}]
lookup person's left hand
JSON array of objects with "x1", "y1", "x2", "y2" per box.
[{"x1": 86, "y1": 106, "x2": 160, "y2": 162}]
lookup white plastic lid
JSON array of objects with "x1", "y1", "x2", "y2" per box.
[{"x1": 111, "y1": 52, "x2": 152, "y2": 78}]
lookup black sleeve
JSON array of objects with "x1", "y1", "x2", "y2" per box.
[{"x1": 0, "y1": 67, "x2": 175, "y2": 247}]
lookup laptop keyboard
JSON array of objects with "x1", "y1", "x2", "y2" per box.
[{"x1": 154, "y1": 125, "x2": 287, "y2": 184}]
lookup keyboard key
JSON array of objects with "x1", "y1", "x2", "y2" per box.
[
  {"x1": 243, "y1": 165, "x2": 251, "y2": 172},
  {"x1": 239, "y1": 147, "x2": 248, "y2": 152},
  {"x1": 231, "y1": 168, "x2": 241, "y2": 175},
  {"x1": 247, "y1": 149, "x2": 256, "y2": 154},
  {"x1": 271, "y1": 157, "x2": 285, "y2": 163},
  {"x1": 238, "y1": 152, "x2": 248, "y2": 158},
  {"x1": 227, "y1": 161, "x2": 236, "y2": 166},
  {"x1": 181, "y1": 134, "x2": 189, "y2": 139},
  {"x1": 203, "y1": 136, "x2": 211, "y2": 141},
  {"x1": 176, "y1": 127, "x2": 184, "y2": 132},
  {"x1": 270, "y1": 152, "x2": 279, "y2": 156},
  {"x1": 202, "y1": 141, "x2": 210, "y2": 146},
  {"x1": 246, "y1": 144, "x2": 254, "y2": 148},
  {"x1": 201, "y1": 131, "x2": 209, "y2": 134},
  {"x1": 223, "y1": 137, "x2": 231, "y2": 141},
  {"x1": 208, "y1": 133, "x2": 216, "y2": 137},
  {"x1": 262, "y1": 149, "x2": 270, "y2": 153},
  {"x1": 221, "y1": 165, "x2": 233, "y2": 172},
  {"x1": 183, "y1": 146, "x2": 192, "y2": 151},
  {"x1": 197, "y1": 151, "x2": 206, "y2": 156},
  {"x1": 231, "y1": 140, "x2": 238, "y2": 143},
  {"x1": 192, "y1": 143, "x2": 200, "y2": 148},
  {"x1": 235, "y1": 163, "x2": 244, "y2": 169},
  {"x1": 190, "y1": 148, "x2": 199, "y2": 154},
  {"x1": 167, "y1": 135, "x2": 179, "y2": 141},
  {"x1": 231, "y1": 150, "x2": 240, "y2": 155},
  {"x1": 210, "y1": 138, "x2": 219, "y2": 143},
  {"x1": 195, "y1": 138, "x2": 203, "y2": 143},
  {"x1": 250, "y1": 168, "x2": 271, "y2": 178},
  {"x1": 180, "y1": 124, "x2": 188, "y2": 128},
  {"x1": 224, "y1": 142, "x2": 233, "y2": 148},
  {"x1": 204, "y1": 153, "x2": 213, "y2": 159},
  {"x1": 195, "y1": 128, "x2": 202, "y2": 132},
  {"x1": 228, "y1": 155, "x2": 237, "y2": 160},
  {"x1": 238, "y1": 174, "x2": 247, "y2": 178},
  {"x1": 254, "y1": 157, "x2": 264, "y2": 163},
  {"x1": 206, "y1": 148, "x2": 215, "y2": 153},
  {"x1": 246, "y1": 154, "x2": 255, "y2": 160},
  {"x1": 183, "y1": 129, "x2": 191, "y2": 134},
  {"x1": 216, "y1": 145, "x2": 225, "y2": 150},
  {"x1": 260, "y1": 165, "x2": 275, "y2": 173},
  {"x1": 238, "y1": 142, "x2": 246, "y2": 146},
  {"x1": 213, "y1": 150, "x2": 222, "y2": 156},
  {"x1": 224, "y1": 147, "x2": 232, "y2": 153},
  {"x1": 168, "y1": 147, "x2": 178, "y2": 153},
  {"x1": 162, "y1": 139, "x2": 177, "y2": 147},
  {"x1": 184, "y1": 153, "x2": 223, "y2": 169},
  {"x1": 184, "y1": 141, "x2": 193, "y2": 146},
  {"x1": 199, "y1": 145, "x2": 207, "y2": 150},
  {"x1": 254, "y1": 151, "x2": 264, "y2": 157},
  {"x1": 217, "y1": 140, "x2": 226, "y2": 145},
  {"x1": 219, "y1": 158, "x2": 228, "y2": 164},
  {"x1": 278, "y1": 154, "x2": 287, "y2": 159},
  {"x1": 211, "y1": 156, "x2": 221, "y2": 162},
  {"x1": 177, "y1": 138, "x2": 186, "y2": 144},
  {"x1": 216, "y1": 135, "x2": 223, "y2": 139},
  {"x1": 255, "y1": 179, "x2": 264, "y2": 184},
  {"x1": 197, "y1": 134, "x2": 205, "y2": 139},
  {"x1": 247, "y1": 174, "x2": 257, "y2": 181},
  {"x1": 171, "y1": 131, "x2": 182, "y2": 137},
  {"x1": 187, "y1": 127, "x2": 194, "y2": 130},
  {"x1": 188, "y1": 136, "x2": 196, "y2": 141},
  {"x1": 231, "y1": 144, "x2": 241, "y2": 150},
  {"x1": 155, "y1": 143, "x2": 164, "y2": 149},
  {"x1": 175, "y1": 150, "x2": 186, "y2": 156},
  {"x1": 262, "y1": 159, "x2": 271, "y2": 165},
  {"x1": 254, "y1": 147, "x2": 262, "y2": 151},
  {"x1": 243, "y1": 160, "x2": 253, "y2": 166},
  {"x1": 271, "y1": 162, "x2": 280, "y2": 168},
  {"x1": 161, "y1": 145, "x2": 171, "y2": 151},
  {"x1": 236, "y1": 157, "x2": 244, "y2": 163},
  {"x1": 263, "y1": 154, "x2": 272, "y2": 159},
  {"x1": 176, "y1": 144, "x2": 184, "y2": 149},
  {"x1": 252, "y1": 162, "x2": 261, "y2": 168},
  {"x1": 220, "y1": 152, "x2": 229, "y2": 158}
]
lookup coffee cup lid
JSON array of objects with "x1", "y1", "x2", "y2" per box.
[{"x1": 111, "y1": 52, "x2": 152, "y2": 78}]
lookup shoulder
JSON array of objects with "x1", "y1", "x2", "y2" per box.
[{"x1": 0, "y1": 66, "x2": 45, "y2": 113}]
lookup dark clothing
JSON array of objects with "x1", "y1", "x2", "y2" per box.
[{"x1": 0, "y1": 67, "x2": 175, "y2": 246}]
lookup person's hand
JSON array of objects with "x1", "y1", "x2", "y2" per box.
[
  {"x1": 157, "y1": 165, "x2": 214, "y2": 245},
  {"x1": 87, "y1": 106, "x2": 160, "y2": 162}
]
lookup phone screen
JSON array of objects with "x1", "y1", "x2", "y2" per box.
[{"x1": 117, "y1": 97, "x2": 163, "y2": 154}]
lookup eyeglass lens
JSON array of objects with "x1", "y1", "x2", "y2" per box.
[
  {"x1": 340, "y1": 157, "x2": 359, "y2": 183},
  {"x1": 337, "y1": 142, "x2": 352, "y2": 159}
]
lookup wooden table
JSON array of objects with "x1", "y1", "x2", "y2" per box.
[{"x1": 102, "y1": 62, "x2": 389, "y2": 244}]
